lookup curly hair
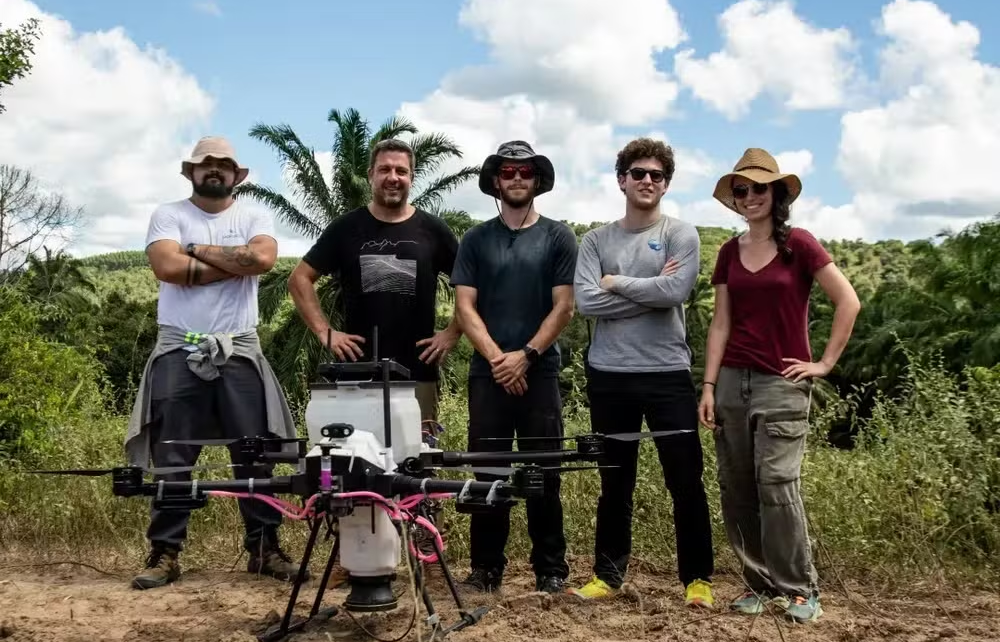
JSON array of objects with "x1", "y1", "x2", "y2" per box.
[{"x1": 615, "y1": 138, "x2": 676, "y2": 183}]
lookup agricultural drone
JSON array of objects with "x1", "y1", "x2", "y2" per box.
[{"x1": 30, "y1": 328, "x2": 694, "y2": 642}]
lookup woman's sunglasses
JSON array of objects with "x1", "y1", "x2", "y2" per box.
[
  {"x1": 499, "y1": 165, "x2": 535, "y2": 180},
  {"x1": 732, "y1": 183, "x2": 770, "y2": 199}
]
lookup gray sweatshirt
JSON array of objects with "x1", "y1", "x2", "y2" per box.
[{"x1": 573, "y1": 215, "x2": 699, "y2": 373}]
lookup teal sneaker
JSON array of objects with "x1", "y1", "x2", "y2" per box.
[
  {"x1": 782, "y1": 594, "x2": 823, "y2": 623},
  {"x1": 729, "y1": 591, "x2": 768, "y2": 614}
]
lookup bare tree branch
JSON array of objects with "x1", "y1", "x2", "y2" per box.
[{"x1": 0, "y1": 165, "x2": 83, "y2": 274}]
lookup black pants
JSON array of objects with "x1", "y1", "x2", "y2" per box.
[
  {"x1": 466, "y1": 373, "x2": 569, "y2": 579},
  {"x1": 146, "y1": 349, "x2": 283, "y2": 552},
  {"x1": 586, "y1": 366, "x2": 714, "y2": 588}
]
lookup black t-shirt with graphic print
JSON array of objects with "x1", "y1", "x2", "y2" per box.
[
  {"x1": 302, "y1": 206, "x2": 459, "y2": 382},
  {"x1": 450, "y1": 215, "x2": 579, "y2": 378}
]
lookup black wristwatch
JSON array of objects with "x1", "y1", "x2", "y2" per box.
[
  {"x1": 185, "y1": 242, "x2": 197, "y2": 257},
  {"x1": 522, "y1": 344, "x2": 540, "y2": 364}
]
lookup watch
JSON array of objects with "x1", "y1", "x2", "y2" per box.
[
  {"x1": 185, "y1": 242, "x2": 196, "y2": 257},
  {"x1": 522, "y1": 344, "x2": 540, "y2": 364}
]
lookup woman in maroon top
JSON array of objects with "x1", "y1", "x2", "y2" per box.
[{"x1": 699, "y1": 148, "x2": 860, "y2": 623}]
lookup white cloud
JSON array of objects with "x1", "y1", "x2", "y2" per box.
[
  {"x1": 192, "y1": 2, "x2": 222, "y2": 18},
  {"x1": 835, "y1": 0, "x2": 1000, "y2": 240},
  {"x1": 673, "y1": 0, "x2": 861, "y2": 120},
  {"x1": 446, "y1": 0, "x2": 686, "y2": 126},
  {"x1": 0, "y1": 0, "x2": 214, "y2": 257}
]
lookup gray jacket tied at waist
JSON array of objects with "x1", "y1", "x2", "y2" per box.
[{"x1": 125, "y1": 324, "x2": 297, "y2": 467}]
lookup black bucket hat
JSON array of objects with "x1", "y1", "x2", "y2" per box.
[{"x1": 478, "y1": 140, "x2": 555, "y2": 198}]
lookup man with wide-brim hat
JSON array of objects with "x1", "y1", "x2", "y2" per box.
[
  {"x1": 477, "y1": 139, "x2": 555, "y2": 199},
  {"x1": 179, "y1": 135, "x2": 251, "y2": 192},
  {"x1": 711, "y1": 147, "x2": 801, "y2": 214},
  {"x1": 125, "y1": 135, "x2": 302, "y2": 591},
  {"x1": 450, "y1": 139, "x2": 577, "y2": 595}
]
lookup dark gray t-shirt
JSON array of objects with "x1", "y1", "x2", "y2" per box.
[{"x1": 450, "y1": 215, "x2": 578, "y2": 378}]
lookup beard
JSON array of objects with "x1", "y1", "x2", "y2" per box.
[
  {"x1": 373, "y1": 185, "x2": 408, "y2": 209},
  {"x1": 499, "y1": 184, "x2": 534, "y2": 208},
  {"x1": 193, "y1": 174, "x2": 233, "y2": 199}
]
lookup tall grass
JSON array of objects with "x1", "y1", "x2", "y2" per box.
[{"x1": 0, "y1": 352, "x2": 997, "y2": 592}]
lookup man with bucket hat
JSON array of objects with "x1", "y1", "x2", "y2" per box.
[
  {"x1": 450, "y1": 140, "x2": 578, "y2": 594},
  {"x1": 125, "y1": 136, "x2": 303, "y2": 590}
]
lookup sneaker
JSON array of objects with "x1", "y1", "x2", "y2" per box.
[
  {"x1": 782, "y1": 594, "x2": 823, "y2": 623},
  {"x1": 567, "y1": 576, "x2": 616, "y2": 600},
  {"x1": 535, "y1": 575, "x2": 566, "y2": 593},
  {"x1": 247, "y1": 544, "x2": 308, "y2": 582},
  {"x1": 132, "y1": 545, "x2": 181, "y2": 590},
  {"x1": 729, "y1": 591, "x2": 768, "y2": 614},
  {"x1": 461, "y1": 567, "x2": 502, "y2": 592},
  {"x1": 685, "y1": 579, "x2": 714, "y2": 608}
]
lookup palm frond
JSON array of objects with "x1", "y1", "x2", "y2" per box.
[
  {"x1": 410, "y1": 132, "x2": 466, "y2": 182},
  {"x1": 372, "y1": 115, "x2": 417, "y2": 145},
  {"x1": 247, "y1": 123, "x2": 335, "y2": 224},
  {"x1": 258, "y1": 266, "x2": 292, "y2": 325},
  {"x1": 235, "y1": 183, "x2": 325, "y2": 239},
  {"x1": 411, "y1": 166, "x2": 481, "y2": 211}
]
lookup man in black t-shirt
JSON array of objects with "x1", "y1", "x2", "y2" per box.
[
  {"x1": 450, "y1": 140, "x2": 578, "y2": 595},
  {"x1": 289, "y1": 139, "x2": 462, "y2": 424}
]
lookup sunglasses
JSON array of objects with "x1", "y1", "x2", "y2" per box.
[
  {"x1": 626, "y1": 167, "x2": 666, "y2": 183},
  {"x1": 499, "y1": 165, "x2": 535, "y2": 180},
  {"x1": 732, "y1": 183, "x2": 770, "y2": 199}
]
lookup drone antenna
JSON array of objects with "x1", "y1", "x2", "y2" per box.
[{"x1": 372, "y1": 325, "x2": 379, "y2": 363}]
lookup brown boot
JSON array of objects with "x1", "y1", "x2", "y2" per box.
[
  {"x1": 131, "y1": 545, "x2": 181, "y2": 590},
  {"x1": 247, "y1": 542, "x2": 308, "y2": 582}
]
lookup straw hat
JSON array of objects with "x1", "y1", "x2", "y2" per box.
[
  {"x1": 712, "y1": 148, "x2": 801, "y2": 213},
  {"x1": 180, "y1": 136, "x2": 249, "y2": 185}
]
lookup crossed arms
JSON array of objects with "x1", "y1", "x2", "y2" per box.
[
  {"x1": 573, "y1": 225, "x2": 700, "y2": 317},
  {"x1": 146, "y1": 236, "x2": 277, "y2": 286}
]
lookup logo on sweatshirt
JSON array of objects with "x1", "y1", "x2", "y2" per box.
[{"x1": 648, "y1": 239, "x2": 663, "y2": 251}]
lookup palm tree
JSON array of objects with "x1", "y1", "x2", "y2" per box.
[{"x1": 234, "y1": 107, "x2": 480, "y2": 400}]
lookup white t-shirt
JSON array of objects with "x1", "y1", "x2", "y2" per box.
[{"x1": 144, "y1": 198, "x2": 275, "y2": 333}]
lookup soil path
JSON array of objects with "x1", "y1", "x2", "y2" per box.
[{"x1": 0, "y1": 560, "x2": 997, "y2": 642}]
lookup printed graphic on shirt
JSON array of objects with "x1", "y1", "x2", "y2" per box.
[{"x1": 359, "y1": 239, "x2": 418, "y2": 295}]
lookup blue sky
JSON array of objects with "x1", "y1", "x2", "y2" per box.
[{"x1": 1, "y1": 0, "x2": 998, "y2": 257}]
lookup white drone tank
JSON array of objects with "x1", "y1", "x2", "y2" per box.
[{"x1": 305, "y1": 379, "x2": 423, "y2": 464}]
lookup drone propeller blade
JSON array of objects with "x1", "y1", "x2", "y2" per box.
[
  {"x1": 426, "y1": 465, "x2": 517, "y2": 476},
  {"x1": 472, "y1": 436, "x2": 578, "y2": 443},
  {"x1": 160, "y1": 437, "x2": 304, "y2": 447},
  {"x1": 602, "y1": 429, "x2": 697, "y2": 442},
  {"x1": 27, "y1": 463, "x2": 251, "y2": 477},
  {"x1": 27, "y1": 468, "x2": 117, "y2": 476}
]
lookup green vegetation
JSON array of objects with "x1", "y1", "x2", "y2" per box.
[
  {"x1": 1, "y1": 213, "x2": 998, "y2": 591},
  {"x1": 0, "y1": 107, "x2": 996, "y2": 591}
]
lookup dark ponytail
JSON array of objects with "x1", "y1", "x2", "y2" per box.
[{"x1": 770, "y1": 180, "x2": 793, "y2": 263}]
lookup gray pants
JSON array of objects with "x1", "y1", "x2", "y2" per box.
[
  {"x1": 712, "y1": 366, "x2": 818, "y2": 598},
  {"x1": 146, "y1": 349, "x2": 283, "y2": 552}
]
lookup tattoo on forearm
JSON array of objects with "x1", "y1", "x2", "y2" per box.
[
  {"x1": 219, "y1": 245, "x2": 259, "y2": 268},
  {"x1": 184, "y1": 257, "x2": 204, "y2": 285}
]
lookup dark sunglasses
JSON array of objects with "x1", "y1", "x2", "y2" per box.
[
  {"x1": 626, "y1": 167, "x2": 666, "y2": 183},
  {"x1": 499, "y1": 165, "x2": 535, "y2": 180},
  {"x1": 732, "y1": 182, "x2": 770, "y2": 199}
]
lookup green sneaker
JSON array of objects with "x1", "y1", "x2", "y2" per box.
[
  {"x1": 782, "y1": 594, "x2": 823, "y2": 623},
  {"x1": 729, "y1": 591, "x2": 768, "y2": 614}
]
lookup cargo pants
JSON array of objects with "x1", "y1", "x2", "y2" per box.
[{"x1": 711, "y1": 365, "x2": 819, "y2": 599}]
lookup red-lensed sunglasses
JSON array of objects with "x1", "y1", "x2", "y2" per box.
[{"x1": 499, "y1": 165, "x2": 535, "y2": 180}]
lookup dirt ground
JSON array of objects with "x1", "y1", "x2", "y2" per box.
[{"x1": 0, "y1": 557, "x2": 997, "y2": 642}]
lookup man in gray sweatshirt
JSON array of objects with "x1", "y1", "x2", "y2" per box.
[{"x1": 568, "y1": 138, "x2": 715, "y2": 608}]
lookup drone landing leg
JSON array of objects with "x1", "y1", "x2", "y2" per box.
[
  {"x1": 258, "y1": 514, "x2": 338, "y2": 642},
  {"x1": 425, "y1": 526, "x2": 490, "y2": 636},
  {"x1": 308, "y1": 532, "x2": 341, "y2": 618}
]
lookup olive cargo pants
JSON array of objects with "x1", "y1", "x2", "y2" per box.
[{"x1": 712, "y1": 366, "x2": 819, "y2": 599}]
